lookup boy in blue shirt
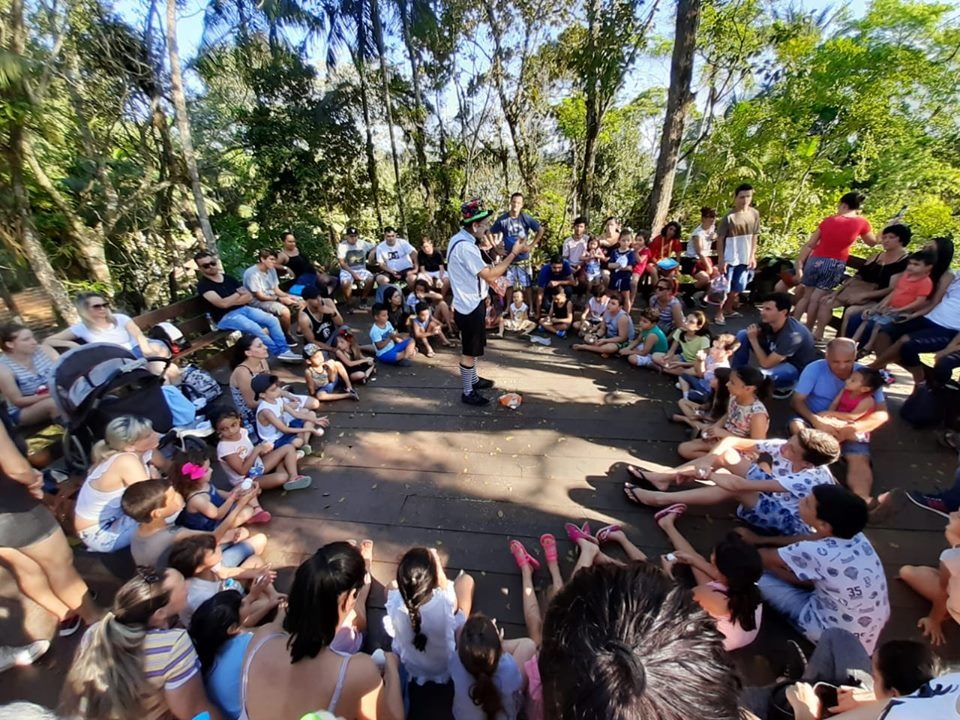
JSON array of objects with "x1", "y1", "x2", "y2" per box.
[{"x1": 369, "y1": 303, "x2": 417, "y2": 365}]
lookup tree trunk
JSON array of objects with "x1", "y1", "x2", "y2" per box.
[
  {"x1": 22, "y1": 135, "x2": 115, "y2": 290},
  {"x1": 369, "y1": 0, "x2": 407, "y2": 235},
  {"x1": 645, "y1": 0, "x2": 701, "y2": 232},
  {"x1": 577, "y1": 98, "x2": 600, "y2": 220},
  {"x1": 397, "y1": 0, "x2": 431, "y2": 205},
  {"x1": 353, "y1": 51, "x2": 383, "y2": 228},
  {"x1": 166, "y1": 0, "x2": 217, "y2": 253},
  {"x1": 5, "y1": 128, "x2": 79, "y2": 325}
]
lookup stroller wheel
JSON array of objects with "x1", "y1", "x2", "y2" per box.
[{"x1": 63, "y1": 431, "x2": 89, "y2": 476}]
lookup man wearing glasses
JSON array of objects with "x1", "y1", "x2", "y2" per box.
[{"x1": 194, "y1": 251, "x2": 302, "y2": 363}]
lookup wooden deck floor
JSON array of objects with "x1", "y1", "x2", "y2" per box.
[{"x1": 2, "y1": 311, "x2": 958, "y2": 710}]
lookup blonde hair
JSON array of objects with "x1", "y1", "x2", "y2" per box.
[
  {"x1": 90, "y1": 416, "x2": 154, "y2": 465},
  {"x1": 60, "y1": 573, "x2": 169, "y2": 719},
  {"x1": 74, "y1": 292, "x2": 116, "y2": 329}
]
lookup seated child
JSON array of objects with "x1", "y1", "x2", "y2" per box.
[
  {"x1": 702, "y1": 265, "x2": 731, "y2": 323},
  {"x1": 333, "y1": 328, "x2": 377, "y2": 383},
  {"x1": 370, "y1": 303, "x2": 417, "y2": 365},
  {"x1": 170, "y1": 447, "x2": 268, "y2": 530},
  {"x1": 215, "y1": 408, "x2": 312, "y2": 494},
  {"x1": 853, "y1": 249, "x2": 936, "y2": 353},
  {"x1": 384, "y1": 547, "x2": 474, "y2": 686},
  {"x1": 539, "y1": 289, "x2": 572, "y2": 337},
  {"x1": 451, "y1": 614, "x2": 534, "y2": 720},
  {"x1": 304, "y1": 343, "x2": 360, "y2": 402},
  {"x1": 408, "y1": 301, "x2": 451, "y2": 357},
  {"x1": 581, "y1": 237, "x2": 606, "y2": 288},
  {"x1": 678, "y1": 332, "x2": 738, "y2": 402},
  {"x1": 167, "y1": 533, "x2": 282, "y2": 627},
  {"x1": 673, "y1": 367, "x2": 731, "y2": 432},
  {"x1": 574, "y1": 285, "x2": 608, "y2": 338},
  {"x1": 406, "y1": 278, "x2": 455, "y2": 334},
  {"x1": 822, "y1": 368, "x2": 883, "y2": 422},
  {"x1": 630, "y1": 229, "x2": 655, "y2": 299},
  {"x1": 503, "y1": 289, "x2": 536, "y2": 336},
  {"x1": 252, "y1": 373, "x2": 328, "y2": 450},
  {"x1": 900, "y1": 509, "x2": 960, "y2": 647},
  {"x1": 122, "y1": 477, "x2": 266, "y2": 568},
  {"x1": 652, "y1": 310, "x2": 711, "y2": 376},
  {"x1": 654, "y1": 517, "x2": 763, "y2": 651},
  {"x1": 484, "y1": 295, "x2": 504, "y2": 338},
  {"x1": 619, "y1": 307, "x2": 669, "y2": 368}
]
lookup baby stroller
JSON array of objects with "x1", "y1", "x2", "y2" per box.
[{"x1": 52, "y1": 343, "x2": 206, "y2": 474}]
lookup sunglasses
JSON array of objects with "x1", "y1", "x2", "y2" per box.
[
  {"x1": 199, "y1": 261, "x2": 217, "y2": 269},
  {"x1": 88, "y1": 302, "x2": 110, "y2": 310}
]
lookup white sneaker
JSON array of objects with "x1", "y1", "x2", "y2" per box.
[
  {"x1": 277, "y1": 351, "x2": 303, "y2": 363},
  {"x1": 0, "y1": 640, "x2": 50, "y2": 673}
]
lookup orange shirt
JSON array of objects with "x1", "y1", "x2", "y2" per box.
[
  {"x1": 888, "y1": 273, "x2": 933, "y2": 309},
  {"x1": 649, "y1": 236, "x2": 681, "y2": 262}
]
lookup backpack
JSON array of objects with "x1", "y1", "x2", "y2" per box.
[
  {"x1": 149, "y1": 322, "x2": 190, "y2": 355},
  {"x1": 900, "y1": 382, "x2": 959, "y2": 429},
  {"x1": 180, "y1": 365, "x2": 223, "y2": 404}
]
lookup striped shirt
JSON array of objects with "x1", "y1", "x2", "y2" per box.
[{"x1": 0, "y1": 350, "x2": 55, "y2": 396}]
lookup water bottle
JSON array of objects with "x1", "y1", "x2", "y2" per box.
[{"x1": 248, "y1": 464, "x2": 264, "y2": 480}]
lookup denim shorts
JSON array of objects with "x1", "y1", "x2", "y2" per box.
[
  {"x1": 726, "y1": 264, "x2": 750, "y2": 293},
  {"x1": 274, "y1": 418, "x2": 305, "y2": 448},
  {"x1": 220, "y1": 540, "x2": 255, "y2": 568},
  {"x1": 802, "y1": 256, "x2": 848, "y2": 290},
  {"x1": 506, "y1": 265, "x2": 532, "y2": 288},
  {"x1": 77, "y1": 514, "x2": 139, "y2": 553}
]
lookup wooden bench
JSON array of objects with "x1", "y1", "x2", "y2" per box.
[{"x1": 133, "y1": 296, "x2": 233, "y2": 369}]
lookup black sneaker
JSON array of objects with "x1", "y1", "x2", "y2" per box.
[
  {"x1": 906, "y1": 491, "x2": 951, "y2": 518},
  {"x1": 285, "y1": 335, "x2": 299, "y2": 348},
  {"x1": 58, "y1": 615, "x2": 82, "y2": 637},
  {"x1": 771, "y1": 387, "x2": 794, "y2": 400},
  {"x1": 461, "y1": 391, "x2": 490, "y2": 406},
  {"x1": 781, "y1": 640, "x2": 808, "y2": 681},
  {"x1": 473, "y1": 377, "x2": 495, "y2": 391}
]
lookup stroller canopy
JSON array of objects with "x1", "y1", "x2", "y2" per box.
[{"x1": 52, "y1": 343, "x2": 150, "y2": 420}]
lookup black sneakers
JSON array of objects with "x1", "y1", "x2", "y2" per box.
[
  {"x1": 473, "y1": 377, "x2": 495, "y2": 390},
  {"x1": 462, "y1": 391, "x2": 490, "y2": 406}
]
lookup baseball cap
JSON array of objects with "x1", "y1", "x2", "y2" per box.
[
  {"x1": 303, "y1": 343, "x2": 323, "y2": 359},
  {"x1": 250, "y1": 373, "x2": 278, "y2": 399},
  {"x1": 345, "y1": 226, "x2": 359, "y2": 236}
]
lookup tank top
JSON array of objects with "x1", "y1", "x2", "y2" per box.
[
  {"x1": 706, "y1": 581, "x2": 762, "y2": 651},
  {"x1": 75, "y1": 452, "x2": 148, "y2": 524},
  {"x1": 604, "y1": 310, "x2": 635, "y2": 341},
  {"x1": 856, "y1": 253, "x2": 908, "y2": 289},
  {"x1": 239, "y1": 633, "x2": 353, "y2": 720},
  {"x1": 285, "y1": 252, "x2": 314, "y2": 278},
  {"x1": 0, "y1": 350, "x2": 56, "y2": 396},
  {"x1": 255, "y1": 398, "x2": 287, "y2": 444},
  {"x1": 304, "y1": 307, "x2": 336, "y2": 346}
]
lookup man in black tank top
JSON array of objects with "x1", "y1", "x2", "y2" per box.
[{"x1": 298, "y1": 286, "x2": 342, "y2": 351}]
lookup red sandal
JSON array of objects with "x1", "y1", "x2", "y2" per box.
[
  {"x1": 539, "y1": 533, "x2": 558, "y2": 563},
  {"x1": 564, "y1": 522, "x2": 598, "y2": 545},
  {"x1": 595, "y1": 524, "x2": 622, "y2": 543},
  {"x1": 509, "y1": 540, "x2": 541, "y2": 570}
]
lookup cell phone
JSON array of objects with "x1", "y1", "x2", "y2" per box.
[{"x1": 813, "y1": 682, "x2": 839, "y2": 714}]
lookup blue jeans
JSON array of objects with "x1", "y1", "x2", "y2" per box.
[
  {"x1": 758, "y1": 572, "x2": 818, "y2": 641},
  {"x1": 217, "y1": 306, "x2": 291, "y2": 356},
  {"x1": 731, "y1": 330, "x2": 800, "y2": 389}
]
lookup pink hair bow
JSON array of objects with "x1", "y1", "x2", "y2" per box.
[{"x1": 181, "y1": 462, "x2": 207, "y2": 481}]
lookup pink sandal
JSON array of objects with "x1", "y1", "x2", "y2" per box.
[
  {"x1": 564, "y1": 522, "x2": 597, "y2": 545},
  {"x1": 595, "y1": 524, "x2": 622, "y2": 543},
  {"x1": 539, "y1": 534, "x2": 558, "y2": 563},
  {"x1": 654, "y1": 503, "x2": 688, "y2": 522},
  {"x1": 509, "y1": 540, "x2": 541, "y2": 570}
]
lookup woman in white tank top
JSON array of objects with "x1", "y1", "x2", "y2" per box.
[{"x1": 74, "y1": 416, "x2": 160, "y2": 553}]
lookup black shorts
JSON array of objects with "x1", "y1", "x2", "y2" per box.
[
  {"x1": 680, "y1": 257, "x2": 698, "y2": 275},
  {"x1": 455, "y1": 303, "x2": 486, "y2": 358}
]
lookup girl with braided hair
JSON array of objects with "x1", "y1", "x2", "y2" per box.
[
  {"x1": 451, "y1": 613, "x2": 535, "y2": 720},
  {"x1": 384, "y1": 546, "x2": 475, "y2": 685}
]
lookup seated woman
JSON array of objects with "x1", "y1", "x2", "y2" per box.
[
  {"x1": 229, "y1": 334, "x2": 322, "y2": 439},
  {"x1": 74, "y1": 416, "x2": 160, "y2": 553},
  {"x1": 44, "y1": 292, "x2": 172, "y2": 377},
  {"x1": 868, "y1": 250, "x2": 960, "y2": 385},
  {"x1": 240, "y1": 542, "x2": 404, "y2": 720},
  {"x1": 0, "y1": 323, "x2": 60, "y2": 428},
  {"x1": 60, "y1": 566, "x2": 221, "y2": 720}
]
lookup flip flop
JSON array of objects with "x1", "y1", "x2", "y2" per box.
[
  {"x1": 653, "y1": 503, "x2": 688, "y2": 522},
  {"x1": 595, "y1": 524, "x2": 622, "y2": 543},
  {"x1": 623, "y1": 483, "x2": 651, "y2": 506},
  {"x1": 539, "y1": 534, "x2": 558, "y2": 564},
  {"x1": 625, "y1": 465, "x2": 657, "y2": 489},
  {"x1": 564, "y1": 522, "x2": 597, "y2": 545},
  {"x1": 509, "y1": 540, "x2": 541, "y2": 570}
]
